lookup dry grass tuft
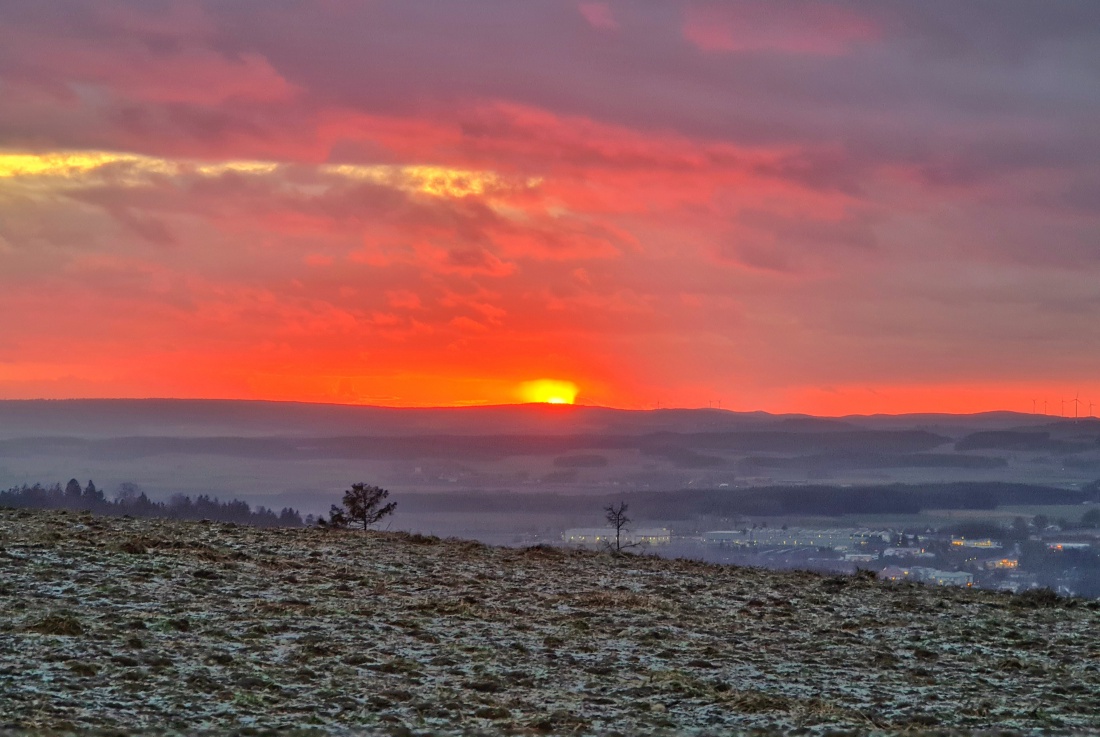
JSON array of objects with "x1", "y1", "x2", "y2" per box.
[
  {"x1": 520, "y1": 544, "x2": 566, "y2": 558},
  {"x1": 570, "y1": 590, "x2": 654, "y2": 610},
  {"x1": 28, "y1": 613, "x2": 84, "y2": 636},
  {"x1": 1012, "y1": 587, "x2": 1063, "y2": 609},
  {"x1": 117, "y1": 539, "x2": 147, "y2": 555},
  {"x1": 726, "y1": 689, "x2": 795, "y2": 713},
  {"x1": 392, "y1": 531, "x2": 440, "y2": 545}
]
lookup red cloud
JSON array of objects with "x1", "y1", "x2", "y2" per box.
[
  {"x1": 682, "y1": 2, "x2": 879, "y2": 56},
  {"x1": 578, "y1": 2, "x2": 618, "y2": 30},
  {"x1": 0, "y1": 26, "x2": 296, "y2": 107}
]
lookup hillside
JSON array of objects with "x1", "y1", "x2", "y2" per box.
[{"x1": 2, "y1": 509, "x2": 1099, "y2": 735}]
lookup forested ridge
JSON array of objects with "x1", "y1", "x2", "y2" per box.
[{"x1": 0, "y1": 479, "x2": 305, "y2": 527}]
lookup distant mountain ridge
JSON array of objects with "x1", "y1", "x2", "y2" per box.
[
  {"x1": 1, "y1": 400, "x2": 1094, "y2": 508},
  {"x1": 0, "y1": 428, "x2": 952, "y2": 462},
  {"x1": 0, "y1": 398, "x2": 1061, "y2": 440}
]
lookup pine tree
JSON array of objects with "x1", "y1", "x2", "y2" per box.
[
  {"x1": 341, "y1": 483, "x2": 396, "y2": 531},
  {"x1": 82, "y1": 480, "x2": 104, "y2": 504}
]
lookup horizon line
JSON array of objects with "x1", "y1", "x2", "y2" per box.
[{"x1": 0, "y1": 395, "x2": 1089, "y2": 420}]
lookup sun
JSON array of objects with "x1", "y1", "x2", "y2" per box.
[{"x1": 518, "y1": 379, "x2": 578, "y2": 405}]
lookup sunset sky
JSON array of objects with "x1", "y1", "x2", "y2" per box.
[{"x1": 1, "y1": 1, "x2": 1098, "y2": 414}]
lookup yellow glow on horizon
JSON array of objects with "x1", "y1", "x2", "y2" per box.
[{"x1": 519, "y1": 379, "x2": 578, "y2": 405}]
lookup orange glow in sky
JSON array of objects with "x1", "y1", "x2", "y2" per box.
[{"x1": 0, "y1": 3, "x2": 1097, "y2": 416}]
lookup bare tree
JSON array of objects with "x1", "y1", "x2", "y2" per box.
[
  {"x1": 604, "y1": 500, "x2": 638, "y2": 553},
  {"x1": 341, "y1": 483, "x2": 397, "y2": 531}
]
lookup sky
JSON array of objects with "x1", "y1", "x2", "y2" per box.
[{"x1": 1, "y1": 1, "x2": 1098, "y2": 415}]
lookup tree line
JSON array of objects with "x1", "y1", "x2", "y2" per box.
[{"x1": 0, "y1": 479, "x2": 305, "y2": 527}]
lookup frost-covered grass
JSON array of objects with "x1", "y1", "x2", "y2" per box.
[{"x1": 1, "y1": 508, "x2": 1099, "y2": 735}]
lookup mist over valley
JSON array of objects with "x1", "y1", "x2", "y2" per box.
[{"x1": 4, "y1": 400, "x2": 1099, "y2": 594}]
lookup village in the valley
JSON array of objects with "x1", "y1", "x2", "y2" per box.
[{"x1": 562, "y1": 516, "x2": 1100, "y2": 597}]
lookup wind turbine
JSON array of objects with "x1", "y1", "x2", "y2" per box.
[
  {"x1": 1044, "y1": 399, "x2": 1048, "y2": 415},
  {"x1": 1072, "y1": 393, "x2": 1083, "y2": 420},
  {"x1": 1061, "y1": 398, "x2": 1066, "y2": 417},
  {"x1": 1032, "y1": 399, "x2": 1037, "y2": 414}
]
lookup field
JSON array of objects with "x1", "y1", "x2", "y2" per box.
[{"x1": 3, "y1": 508, "x2": 1100, "y2": 734}]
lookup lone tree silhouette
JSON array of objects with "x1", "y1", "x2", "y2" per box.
[
  {"x1": 604, "y1": 500, "x2": 638, "y2": 553},
  {"x1": 338, "y1": 483, "x2": 397, "y2": 531}
]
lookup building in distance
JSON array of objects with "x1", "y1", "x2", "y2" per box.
[
  {"x1": 703, "y1": 528, "x2": 889, "y2": 551},
  {"x1": 562, "y1": 527, "x2": 671, "y2": 547},
  {"x1": 950, "y1": 537, "x2": 1003, "y2": 550},
  {"x1": 883, "y1": 546, "x2": 934, "y2": 560}
]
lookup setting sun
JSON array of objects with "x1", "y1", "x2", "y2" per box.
[{"x1": 518, "y1": 379, "x2": 578, "y2": 405}]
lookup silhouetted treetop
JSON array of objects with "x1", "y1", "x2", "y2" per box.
[{"x1": 318, "y1": 483, "x2": 396, "y2": 530}]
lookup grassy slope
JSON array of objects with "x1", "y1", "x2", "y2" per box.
[{"x1": 1, "y1": 508, "x2": 1099, "y2": 735}]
